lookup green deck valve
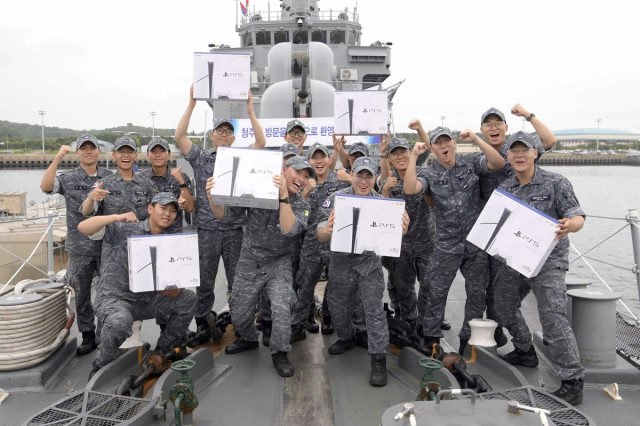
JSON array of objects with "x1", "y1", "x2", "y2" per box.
[
  {"x1": 417, "y1": 357, "x2": 444, "y2": 401},
  {"x1": 169, "y1": 359, "x2": 199, "y2": 426}
]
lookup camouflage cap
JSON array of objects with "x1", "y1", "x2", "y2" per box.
[
  {"x1": 481, "y1": 107, "x2": 507, "y2": 124},
  {"x1": 348, "y1": 142, "x2": 369, "y2": 156},
  {"x1": 429, "y1": 127, "x2": 454, "y2": 144},
  {"x1": 113, "y1": 137, "x2": 137, "y2": 151},
  {"x1": 352, "y1": 156, "x2": 377, "y2": 176},
  {"x1": 280, "y1": 143, "x2": 300, "y2": 158},
  {"x1": 76, "y1": 133, "x2": 100, "y2": 149},
  {"x1": 151, "y1": 192, "x2": 180, "y2": 209},
  {"x1": 285, "y1": 155, "x2": 315, "y2": 178},
  {"x1": 286, "y1": 119, "x2": 306, "y2": 133},
  {"x1": 388, "y1": 137, "x2": 411, "y2": 152},
  {"x1": 506, "y1": 131, "x2": 536, "y2": 150},
  {"x1": 212, "y1": 119, "x2": 235, "y2": 132},
  {"x1": 306, "y1": 142, "x2": 329, "y2": 158},
  {"x1": 148, "y1": 137, "x2": 170, "y2": 152}
]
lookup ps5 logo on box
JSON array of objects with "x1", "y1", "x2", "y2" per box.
[
  {"x1": 249, "y1": 169, "x2": 274, "y2": 175},
  {"x1": 513, "y1": 231, "x2": 539, "y2": 247},
  {"x1": 370, "y1": 222, "x2": 395, "y2": 229},
  {"x1": 168, "y1": 256, "x2": 193, "y2": 263},
  {"x1": 223, "y1": 72, "x2": 244, "y2": 77},
  {"x1": 362, "y1": 108, "x2": 382, "y2": 113}
]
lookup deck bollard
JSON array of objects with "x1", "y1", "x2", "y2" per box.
[{"x1": 565, "y1": 277, "x2": 591, "y2": 326}]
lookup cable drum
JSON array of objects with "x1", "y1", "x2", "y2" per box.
[{"x1": 0, "y1": 280, "x2": 75, "y2": 371}]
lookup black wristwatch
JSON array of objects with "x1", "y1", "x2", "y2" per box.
[
  {"x1": 526, "y1": 113, "x2": 536, "y2": 122},
  {"x1": 279, "y1": 197, "x2": 290, "y2": 204},
  {"x1": 179, "y1": 183, "x2": 188, "y2": 188},
  {"x1": 380, "y1": 152, "x2": 389, "y2": 159}
]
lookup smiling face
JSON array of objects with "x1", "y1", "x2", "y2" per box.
[
  {"x1": 431, "y1": 135, "x2": 457, "y2": 167},
  {"x1": 480, "y1": 114, "x2": 509, "y2": 148},
  {"x1": 112, "y1": 147, "x2": 137, "y2": 171},
  {"x1": 148, "y1": 202, "x2": 178, "y2": 230},
  {"x1": 76, "y1": 142, "x2": 100, "y2": 166},
  {"x1": 210, "y1": 124, "x2": 236, "y2": 149},
  {"x1": 147, "y1": 145, "x2": 170, "y2": 168},
  {"x1": 309, "y1": 150, "x2": 329, "y2": 177},
  {"x1": 506, "y1": 141, "x2": 537, "y2": 174},
  {"x1": 351, "y1": 170, "x2": 375, "y2": 196},
  {"x1": 388, "y1": 147, "x2": 410, "y2": 171},
  {"x1": 283, "y1": 166, "x2": 311, "y2": 195},
  {"x1": 284, "y1": 127, "x2": 307, "y2": 152}
]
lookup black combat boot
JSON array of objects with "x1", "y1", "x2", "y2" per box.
[
  {"x1": 355, "y1": 330, "x2": 369, "y2": 349},
  {"x1": 553, "y1": 378, "x2": 584, "y2": 405},
  {"x1": 88, "y1": 361, "x2": 101, "y2": 381},
  {"x1": 369, "y1": 354, "x2": 388, "y2": 387},
  {"x1": 321, "y1": 316, "x2": 334, "y2": 335},
  {"x1": 328, "y1": 336, "x2": 357, "y2": 355},
  {"x1": 76, "y1": 331, "x2": 98, "y2": 356},
  {"x1": 494, "y1": 327, "x2": 508, "y2": 348},
  {"x1": 194, "y1": 316, "x2": 210, "y2": 345},
  {"x1": 225, "y1": 339, "x2": 259, "y2": 354},
  {"x1": 306, "y1": 309, "x2": 320, "y2": 333},
  {"x1": 440, "y1": 319, "x2": 452, "y2": 330},
  {"x1": 261, "y1": 320, "x2": 272, "y2": 347},
  {"x1": 290, "y1": 324, "x2": 307, "y2": 343},
  {"x1": 499, "y1": 345, "x2": 539, "y2": 367},
  {"x1": 458, "y1": 339, "x2": 469, "y2": 355},
  {"x1": 272, "y1": 351, "x2": 294, "y2": 377}
]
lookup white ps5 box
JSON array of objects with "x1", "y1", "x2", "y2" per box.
[
  {"x1": 210, "y1": 146, "x2": 283, "y2": 210},
  {"x1": 334, "y1": 90, "x2": 388, "y2": 135},
  {"x1": 193, "y1": 52, "x2": 250, "y2": 100},
  {"x1": 466, "y1": 188, "x2": 561, "y2": 278},
  {"x1": 330, "y1": 194, "x2": 405, "y2": 257},
  {"x1": 127, "y1": 233, "x2": 200, "y2": 293}
]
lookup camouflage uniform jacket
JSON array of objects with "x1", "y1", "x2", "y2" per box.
[
  {"x1": 86, "y1": 170, "x2": 157, "y2": 220},
  {"x1": 184, "y1": 143, "x2": 246, "y2": 231},
  {"x1": 416, "y1": 154, "x2": 493, "y2": 254},
  {"x1": 498, "y1": 165, "x2": 585, "y2": 271},
  {"x1": 223, "y1": 193, "x2": 310, "y2": 263},
  {"x1": 317, "y1": 187, "x2": 382, "y2": 276},
  {"x1": 45, "y1": 166, "x2": 113, "y2": 256},
  {"x1": 138, "y1": 168, "x2": 192, "y2": 234},
  {"x1": 300, "y1": 171, "x2": 350, "y2": 262}
]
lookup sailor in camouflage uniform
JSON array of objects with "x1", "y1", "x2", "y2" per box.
[
  {"x1": 138, "y1": 137, "x2": 194, "y2": 234},
  {"x1": 403, "y1": 126, "x2": 505, "y2": 353},
  {"x1": 494, "y1": 132, "x2": 585, "y2": 405},
  {"x1": 476, "y1": 106, "x2": 558, "y2": 347},
  {"x1": 379, "y1": 135, "x2": 436, "y2": 330},
  {"x1": 78, "y1": 193, "x2": 197, "y2": 379},
  {"x1": 40, "y1": 134, "x2": 113, "y2": 355},
  {"x1": 316, "y1": 156, "x2": 410, "y2": 387},
  {"x1": 290, "y1": 143, "x2": 351, "y2": 339},
  {"x1": 206, "y1": 156, "x2": 311, "y2": 377},
  {"x1": 174, "y1": 86, "x2": 266, "y2": 339}
]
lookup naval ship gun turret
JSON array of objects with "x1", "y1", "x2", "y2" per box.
[{"x1": 206, "y1": 0, "x2": 394, "y2": 121}]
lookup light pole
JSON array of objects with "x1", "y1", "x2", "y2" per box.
[
  {"x1": 39, "y1": 110, "x2": 46, "y2": 154},
  {"x1": 204, "y1": 110, "x2": 208, "y2": 150},
  {"x1": 440, "y1": 116, "x2": 446, "y2": 127},
  {"x1": 596, "y1": 118, "x2": 601, "y2": 152},
  {"x1": 150, "y1": 112, "x2": 157, "y2": 138}
]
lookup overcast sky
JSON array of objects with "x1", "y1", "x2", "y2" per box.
[{"x1": 1, "y1": 0, "x2": 638, "y2": 135}]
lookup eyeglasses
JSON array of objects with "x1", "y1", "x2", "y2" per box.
[
  {"x1": 288, "y1": 130, "x2": 305, "y2": 137},
  {"x1": 389, "y1": 149, "x2": 409, "y2": 159},
  {"x1": 482, "y1": 121, "x2": 506, "y2": 130},
  {"x1": 215, "y1": 129, "x2": 234, "y2": 136},
  {"x1": 508, "y1": 147, "x2": 531, "y2": 155}
]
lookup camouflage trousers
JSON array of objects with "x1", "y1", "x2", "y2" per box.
[
  {"x1": 94, "y1": 290, "x2": 196, "y2": 368},
  {"x1": 327, "y1": 263, "x2": 389, "y2": 355},
  {"x1": 494, "y1": 266, "x2": 585, "y2": 381},
  {"x1": 196, "y1": 227, "x2": 243, "y2": 318},
  {"x1": 257, "y1": 258, "x2": 299, "y2": 322},
  {"x1": 421, "y1": 247, "x2": 489, "y2": 340},
  {"x1": 485, "y1": 256, "x2": 504, "y2": 327},
  {"x1": 384, "y1": 243, "x2": 432, "y2": 322},
  {"x1": 66, "y1": 254, "x2": 100, "y2": 333},
  {"x1": 291, "y1": 253, "x2": 331, "y2": 326},
  {"x1": 230, "y1": 255, "x2": 295, "y2": 354}
]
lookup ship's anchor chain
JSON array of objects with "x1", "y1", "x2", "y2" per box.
[
  {"x1": 115, "y1": 343, "x2": 181, "y2": 398},
  {"x1": 183, "y1": 310, "x2": 233, "y2": 347}
]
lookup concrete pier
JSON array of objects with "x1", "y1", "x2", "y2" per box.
[{"x1": 0, "y1": 153, "x2": 181, "y2": 169}]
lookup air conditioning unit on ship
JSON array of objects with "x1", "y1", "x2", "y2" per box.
[{"x1": 340, "y1": 69, "x2": 358, "y2": 81}]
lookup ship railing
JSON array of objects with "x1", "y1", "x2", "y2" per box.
[
  {"x1": 240, "y1": 9, "x2": 359, "y2": 25},
  {"x1": 568, "y1": 210, "x2": 640, "y2": 326}
]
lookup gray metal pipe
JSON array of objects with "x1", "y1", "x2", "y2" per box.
[
  {"x1": 628, "y1": 209, "x2": 640, "y2": 305},
  {"x1": 47, "y1": 215, "x2": 54, "y2": 276}
]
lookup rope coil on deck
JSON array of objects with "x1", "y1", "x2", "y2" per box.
[{"x1": 0, "y1": 279, "x2": 75, "y2": 371}]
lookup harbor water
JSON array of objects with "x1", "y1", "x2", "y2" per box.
[{"x1": 1, "y1": 166, "x2": 639, "y2": 313}]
